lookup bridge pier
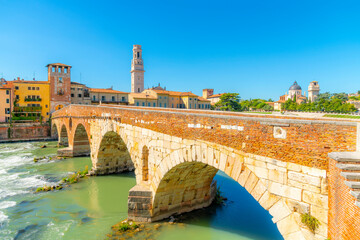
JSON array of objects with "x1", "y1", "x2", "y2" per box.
[{"x1": 128, "y1": 185, "x2": 153, "y2": 222}]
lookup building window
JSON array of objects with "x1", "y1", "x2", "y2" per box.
[
  {"x1": 28, "y1": 87, "x2": 31, "y2": 90},
  {"x1": 36, "y1": 87, "x2": 39, "y2": 90},
  {"x1": 172, "y1": 104, "x2": 174, "y2": 108},
  {"x1": 58, "y1": 67, "x2": 62, "y2": 73},
  {"x1": 153, "y1": 103, "x2": 156, "y2": 107},
  {"x1": 138, "y1": 88, "x2": 140, "y2": 93},
  {"x1": 6, "y1": 90, "x2": 9, "y2": 95},
  {"x1": 78, "y1": 94, "x2": 82, "y2": 98},
  {"x1": 189, "y1": 104, "x2": 191, "y2": 109},
  {"x1": 52, "y1": 67, "x2": 56, "y2": 72},
  {"x1": 46, "y1": 105, "x2": 48, "y2": 108},
  {"x1": 15, "y1": 86, "x2": 19, "y2": 90},
  {"x1": 47, "y1": 112, "x2": 49, "y2": 115},
  {"x1": 93, "y1": 96, "x2": 96, "y2": 101},
  {"x1": 6, "y1": 99, "x2": 9, "y2": 103},
  {"x1": 16, "y1": 95, "x2": 19, "y2": 99},
  {"x1": 71, "y1": 94, "x2": 74, "y2": 97},
  {"x1": 159, "y1": 96, "x2": 162, "y2": 99},
  {"x1": 159, "y1": 103, "x2": 162, "y2": 107},
  {"x1": 172, "y1": 98, "x2": 174, "y2": 100},
  {"x1": 136, "y1": 102, "x2": 140, "y2": 106},
  {"x1": 164, "y1": 103, "x2": 166, "y2": 108},
  {"x1": 121, "y1": 96, "x2": 125, "y2": 102},
  {"x1": 137, "y1": 52, "x2": 140, "y2": 58},
  {"x1": 59, "y1": 77, "x2": 63, "y2": 83},
  {"x1": 112, "y1": 96, "x2": 115, "y2": 102},
  {"x1": 31, "y1": 87, "x2": 35, "y2": 90},
  {"x1": 164, "y1": 96, "x2": 167, "y2": 99},
  {"x1": 148, "y1": 102, "x2": 150, "y2": 106},
  {"x1": 177, "y1": 104, "x2": 179, "y2": 108},
  {"x1": 64, "y1": 67, "x2": 68, "y2": 73},
  {"x1": 71, "y1": 88, "x2": 75, "y2": 90},
  {"x1": 142, "y1": 102, "x2": 145, "y2": 106},
  {"x1": 101, "y1": 96, "x2": 106, "y2": 101}
]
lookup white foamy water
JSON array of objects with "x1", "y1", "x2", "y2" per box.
[{"x1": 0, "y1": 143, "x2": 51, "y2": 201}]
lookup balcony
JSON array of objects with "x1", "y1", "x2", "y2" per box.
[
  {"x1": 13, "y1": 106, "x2": 42, "y2": 112},
  {"x1": 25, "y1": 97, "x2": 42, "y2": 102}
]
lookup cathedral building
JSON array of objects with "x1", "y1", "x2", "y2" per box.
[{"x1": 274, "y1": 81, "x2": 320, "y2": 111}]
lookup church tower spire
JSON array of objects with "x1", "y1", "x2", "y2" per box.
[{"x1": 131, "y1": 45, "x2": 145, "y2": 93}]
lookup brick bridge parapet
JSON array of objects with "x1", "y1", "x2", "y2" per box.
[{"x1": 51, "y1": 104, "x2": 360, "y2": 240}]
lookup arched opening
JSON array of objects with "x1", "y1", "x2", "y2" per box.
[
  {"x1": 73, "y1": 124, "x2": 90, "y2": 157},
  {"x1": 59, "y1": 125, "x2": 68, "y2": 147},
  {"x1": 152, "y1": 162, "x2": 218, "y2": 221},
  {"x1": 152, "y1": 161, "x2": 283, "y2": 239},
  {"x1": 142, "y1": 146, "x2": 149, "y2": 181},
  {"x1": 96, "y1": 131, "x2": 134, "y2": 175},
  {"x1": 51, "y1": 123, "x2": 58, "y2": 139}
]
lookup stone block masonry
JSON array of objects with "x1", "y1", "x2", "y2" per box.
[{"x1": 52, "y1": 104, "x2": 360, "y2": 240}]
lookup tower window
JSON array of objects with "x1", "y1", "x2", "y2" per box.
[
  {"x1": 137, "y1": 52, "x2": 140, "y2": 58},
  {"x1": 112, "y1": 96, "x2": 115, "y2": 102},
  {"x1": 138, "y1": 88, "x2": 140, "y2": 92},
  {"x1": 58, "y1": 67, "x2": 62, "y2": 73},
  {"x1": 52, "y1": 67, "x2": 56, "y2": 72},
  {"x1": 59, "y1": 77, "x2": 63, "y2": 83},
  {"x1": 64, "y1": 67, "x2": 68, "y2": 73}
]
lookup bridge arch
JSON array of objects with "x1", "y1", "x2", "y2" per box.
[
  {"x1": 149, "y1": 144, "x2": 306, "y2": 239},
  {"x1": 59, "y1": 124, "x2": 69, "y2": 147},
  {"x1": 94, "y1": 131, "x2": 135, "y2": 175},
  {"x1": 73, "y1": 123, "x2": 91, "y2": 157}
]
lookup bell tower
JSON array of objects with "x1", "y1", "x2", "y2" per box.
[
  {"x1": 131, "y1": 45, "x2": 145, "y2": 93},
  {"x1": 46, "y1": 63, "x2": 72, "y2": 113},
  {"x1": 308, "y1": 81, "x2": 320, "y2": 102}
]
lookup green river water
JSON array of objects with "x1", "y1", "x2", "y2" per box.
[{"x1": 0, "y1": 141, "x2": 282, "y2": 240}]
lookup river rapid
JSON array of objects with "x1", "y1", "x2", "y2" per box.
[{"x1": 0, "y1": 141, "x2": 282, "y2": 240}]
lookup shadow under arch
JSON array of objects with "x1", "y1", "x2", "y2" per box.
[
  {"x1": 73, "y1": 123, "x2": 90, "y2": 157},
  {"x1": 51, "y1": 123, "x2": 58, "y2": 139},
  {"x1": 95, "y1": 131, "x2": 135, "y2": 175},
  {"x1": 59, "y1": 124, "x2": 68, "y2": 147}
]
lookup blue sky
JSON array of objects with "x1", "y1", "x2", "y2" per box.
[{"x1": 0, "y1": 0, "x2": 359, "y2": 100}]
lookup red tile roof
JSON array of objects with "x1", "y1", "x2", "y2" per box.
[{"x1": 90, "y1": 88, "x2": 128, "y2": 94}]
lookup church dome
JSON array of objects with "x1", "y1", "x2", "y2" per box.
[{"x1": 289, "y1": 81, "x2": 302, "y2": 90}]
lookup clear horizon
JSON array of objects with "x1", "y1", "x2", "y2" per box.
[{"x1": 0, "y1": 0, "x2": 359, "y2": 100}]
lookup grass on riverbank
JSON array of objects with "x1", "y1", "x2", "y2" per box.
[
  {"x1": 35, "y1": 165, "x2": 89, "y2": 193},
  {"x1": 323, "y1": 114, "x2": 360, "y2": 119}
]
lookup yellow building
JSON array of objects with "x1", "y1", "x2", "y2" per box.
[
  {"x1": 90, "y1": 88, "x2": 129, "y2": 105},
  {"x1": 11, "y1": 78, "x2": 50, "y2": 122},
  {"x1": 129, "y1": 86, "x2": 211, "y2": 109}
]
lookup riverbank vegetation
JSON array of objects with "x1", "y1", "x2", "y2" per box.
[
  {"x1": 213, "y1": 93, "x2": 273, "y2": 112},
  {"x1": 35, "y1": 165, "x2": 89, "y2": 193},
  {"x1": 283, "y1": 92, "x2": 357, "y2": 113}
]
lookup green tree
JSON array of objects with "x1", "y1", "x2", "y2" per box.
[{"x1": 214, "y1": 93, "x2": 241, "y2": 111}]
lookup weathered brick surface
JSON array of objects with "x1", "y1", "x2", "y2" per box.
[
  {"x1": 328, "y1": 157, "x2": 360, "y2": 239},
  {"x1": 0, "y1": 123, "x2": 50, "y2": 140}
]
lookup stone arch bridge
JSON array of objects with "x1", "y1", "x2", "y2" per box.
[{"x1": 51, "y1": 105, "x2": 360, "y2": 240}]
